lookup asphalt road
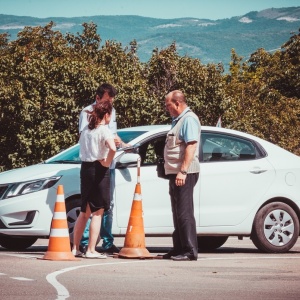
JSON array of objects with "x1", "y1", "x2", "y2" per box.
[{"x1": 1, "y1": 237, "x2": 300, "y2": 300}]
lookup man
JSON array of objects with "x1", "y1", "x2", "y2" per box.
[
  {"x1": 79, "y1": 83, "x2": 122, "y2": 147},
  {"x1": 79, "y1": 83, "x2": 121, "y2": 254},
  {"x1": 161, "y1": 90, "x2": 201, "y2": 261}
]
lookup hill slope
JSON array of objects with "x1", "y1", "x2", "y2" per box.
[{"x1": 0, "y1": 7, "x2": 299, "y2": 68}]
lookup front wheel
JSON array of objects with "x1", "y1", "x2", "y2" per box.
[
  {"x1": 251, "y1": 202, "x2": 299, "y2": 253},
  {"x1": 197, "y1": 236, "x2": 228, "y2": 252},
  {"x1": 0, "y1": 236, "x2": 38, "y2": 250}
]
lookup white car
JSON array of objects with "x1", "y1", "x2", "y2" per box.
[{"x1": 0, "y1": 125, "x2": 300, "y2": 253}]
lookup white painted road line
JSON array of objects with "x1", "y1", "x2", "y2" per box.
[
  {"x1": 10, "y1": 277, "x2": 35, "y2": 281},
  {"x1": 200, "y1": 256, "x2": 300, "y2": 260},
  {"x1": 46, "y1": 259, "x2": 161, "y2": 300},
  {"x1": 0, "y1": 253, "x2": 41, "y2": 259},
  {"x1": 45, "y1": 255, "x2": 300, "y2": 300}
]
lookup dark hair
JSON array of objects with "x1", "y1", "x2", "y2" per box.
[
  {"x1": 87, "y1": 99, "x2": 113, "y2": 130},
  {"x1": 96, "y1": 83, "x2": 117, "y2": 99}
]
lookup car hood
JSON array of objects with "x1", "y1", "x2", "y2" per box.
[{"x1": 0, "y1": 163, "x2": 80, "y2": 184}]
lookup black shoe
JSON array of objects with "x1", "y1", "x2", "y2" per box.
[
  {"x1": 171, "y1": 254, "x2": 197, "y2": 261},
  {"x1": 79, "y1": 244, "x2": 87, "y2": 254},
  {"x1": 102, "y1": 244, "x2": 120, "y2": 254},
  {"x1": 157, "y1": 251, "x2": 178, "y2": 260}
]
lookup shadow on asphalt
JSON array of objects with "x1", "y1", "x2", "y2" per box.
[{"x1": 1, "y1": 246, "x2": 299, "y2": 255}]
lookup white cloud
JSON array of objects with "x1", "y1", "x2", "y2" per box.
[
  {"x1": 0, "y1": 22, "x2": 77, "y2": 31},
  {"x1": 0, "y1": 24, "x2": 26, "y2": 30},
  {"x1": 239, "y1": 17, "x2": 252, "y2": 23},
  {"x1": 277, "y1": 17, "x2": 299, "y2": 22},
  {"x1": 154, "y1": 24, "x2": 182, "y2": 29},
  {"x1": 197, "y1": 22, "x2": 216, "y2": 27},
  {"x1": 54, "y1": 23, "x2": 76, "y2": 29}
]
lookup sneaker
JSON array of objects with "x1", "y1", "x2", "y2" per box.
[
  {"x1": 102, "y1": 244, "x2": 120, "y2": 254},
  {"x1": 85, "y1": 251, "x2": 107, "y2": 259},
  {"x1": 72, "y1": 249, "x2": 84, "y2": 257}
]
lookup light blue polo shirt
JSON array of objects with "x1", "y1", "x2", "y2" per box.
[{"x1": 171, "y1": 107, "x2": 200, "y2": 143}]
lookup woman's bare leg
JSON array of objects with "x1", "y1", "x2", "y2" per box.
[
  {"x1": 72, "y1": 204, "x2": 91, "y2": 252},
  {"x1": 87, "y1": 208, "x2": 104, "y2": 253}
]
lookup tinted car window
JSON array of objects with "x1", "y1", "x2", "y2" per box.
[
  {"x1": 137, "y1": 136, "x2": 166, "y2": 166},
  {"x1": 201, "y1": 132, "x2": 257, "y2": 162}
]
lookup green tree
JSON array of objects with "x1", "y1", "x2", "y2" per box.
[
  {"x1": 0, "y1": 22, "x2": 95, "y2": 170},
  {"x1": 146, "y1": 43, "x2": 225, "y2": 126},
  {"x1": 224, "y1": 48, "x2": 300, "y2": 155},
  {"x1": 0, "y1": 22, "x2": 299, "y2": 172}
]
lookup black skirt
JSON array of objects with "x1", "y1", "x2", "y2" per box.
[{"x1": 80, "y1": 161, "x2": 110, "y2": 213}]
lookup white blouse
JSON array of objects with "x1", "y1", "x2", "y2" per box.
[{"x1": 79, "y1": 125, "x2": 114, "y2": 162}]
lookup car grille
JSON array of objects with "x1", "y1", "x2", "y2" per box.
[{"x1": 0, "y1": 184, "x2": 10, "y2": 200}]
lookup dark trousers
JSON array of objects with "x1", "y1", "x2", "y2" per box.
[{"x1": 169, "y1": 173, "x2": 199, "y2": 259}]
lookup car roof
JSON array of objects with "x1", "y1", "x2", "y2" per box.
[
  {"x1": 118, "y1": 124, "x2": 171, "y2": 133},
  {"x1": 118, "y1": 124, "x2": 260, "y2": 141}
]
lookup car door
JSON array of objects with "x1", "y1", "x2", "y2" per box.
[
  {"x1": 114, "y1": 134, "x2": 175, "y2": 234},
  {"x1": 199, "y1": 131, "x2": 276, "y2": 226}
]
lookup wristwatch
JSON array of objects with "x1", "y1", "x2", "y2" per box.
[{"x1": 180, "y1": 170, "x2": 187, "y2": 175}]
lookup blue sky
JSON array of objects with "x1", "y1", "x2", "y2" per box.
[{"x1": 0, "y1": 0, "x2": 299, "y2": 19}]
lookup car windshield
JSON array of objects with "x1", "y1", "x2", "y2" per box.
[
  {"x1": 45, "y1": 130, "x2": 147, "y2": 164},
  {"x1": 118, "y1": 130, "x2": 147, "y2": 144}
]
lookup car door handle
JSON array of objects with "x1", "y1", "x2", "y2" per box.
[{"x1": 250, "y1": 169, "x2": 267, "y2": 174}]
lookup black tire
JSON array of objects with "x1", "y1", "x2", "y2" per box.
[
  {"x1": 65, "y1": 197, "x2": 82, "y2": 245},
  {"x1": 251, "y1": 202, "x2": 300, "y2": 253},
  {"x1": 197, "y1": 236, "x2": 228, "y2": 252},
  {"x1": 0, "y1": 236, "x2": 38, "y2": 250}
]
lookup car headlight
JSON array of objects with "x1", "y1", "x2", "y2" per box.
[{"x1": 1, "y1": 176, "x2": 61, "y2": 199}]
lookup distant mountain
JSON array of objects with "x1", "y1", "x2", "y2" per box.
[{"x1": 0, "y1": 7, "x2": 300, "y2": 69}]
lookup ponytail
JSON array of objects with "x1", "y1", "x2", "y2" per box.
[{"x1": 87, "y1": 100, "x2": 113, "y2": 130}]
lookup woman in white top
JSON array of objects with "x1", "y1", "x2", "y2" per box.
[{"x1": 72, "y1": 100, "x2": 116, "y2": 259}]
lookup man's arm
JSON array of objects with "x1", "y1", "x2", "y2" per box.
[
  {"x1": 176, "y1": 141, "x2": 197, "y2": 185},
  {"x1": 79, "y1": 109, "x2": 90, "y2": 136}
]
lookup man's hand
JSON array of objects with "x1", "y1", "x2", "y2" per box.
[{"x1": 176, "y1": 172, "x2": 187, "y2": 186}]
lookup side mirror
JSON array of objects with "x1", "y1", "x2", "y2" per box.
[{"x1": 116, "y1": 153, "x2": 141, "y2": 168}]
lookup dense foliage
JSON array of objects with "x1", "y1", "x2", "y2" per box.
[{"x1": 0, "y1": 22, "x2": 299, "y2": 171}]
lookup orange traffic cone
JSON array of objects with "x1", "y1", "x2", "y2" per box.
[
  {"x1": 42, "y1": 185, "x2": 78, "y2": 261},
  {"x1": 118, "y1": 183, "x2": 152, "y2": 259}
]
